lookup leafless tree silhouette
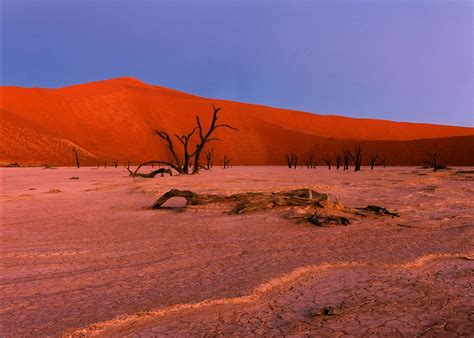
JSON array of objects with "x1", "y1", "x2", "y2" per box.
[
  {"x1": 370, "y1": 153, "x2": 378, "y2": 170},
  {"x1": 304, "y1": 152, "x2": 317, "y2": 169},
  {"x1": 204, "y1": 147, "x2": 215, "y2": 170},
  {"x1": 132, "y1": 105, "x2": 237, "y2": 177},
  {"x1": 343, "y1": 149, "x2": 350, "y2": 171},
  {"x1": 222, "y1": 154, "x2": 231, "y2": 169},
  {"x1": 425, "y1": 152, "x2": 447, "y2": 171},
  {"x1": 72, "y1": 148, "x2": 80, "y2": 168},
  {"x1": 322, "y1": 156, "x2": 332, "y2": 170},
  {"x1": 335, "y1": 155, "x2": 341, "y2": 170},
  {"x1": 348, "y1": 144, "x2": 363, "y2": 171},
  {"x1": 285, "y1": 153, "x2": 298, "y2": 169}
]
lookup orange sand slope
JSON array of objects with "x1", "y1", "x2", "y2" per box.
[{"x1": 1, "y1": 77, "x2": 473, "y2": 166}]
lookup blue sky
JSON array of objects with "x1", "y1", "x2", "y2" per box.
[{"x1": 2, "y1": 0, "x2": 473, "y2": 126}]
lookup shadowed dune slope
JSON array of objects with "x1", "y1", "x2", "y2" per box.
[{"x1": 1, "y1": 77, "x2": 473, "y2": 166}]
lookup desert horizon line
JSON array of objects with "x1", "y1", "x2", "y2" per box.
[{"x1": 2, "y1": 76, "x2": 473, "y2": 129}]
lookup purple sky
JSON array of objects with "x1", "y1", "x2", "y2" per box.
[{"x1": 2, "y1": 0, "x2": 473, "y2": 126}]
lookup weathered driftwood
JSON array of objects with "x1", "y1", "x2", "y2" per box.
[
  {"x1": 307, "y1": 214, "x2": 351, "y2": 226},
  {"x1": 127, "y1": 166, "x2": 172, "y2": 178},
  {"x1": 152, "y1": 189, "x2": 400, "y2": 227},
  {"x1": 152, "y1": 188, "x2": 328, "y2": 212},
  {"x1": 356, "y1": 205, "x2": 400, "y2": 217}
]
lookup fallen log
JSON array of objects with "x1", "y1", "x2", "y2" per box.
[
  {"x1": 152, "y1": 189, "x2": 328, "y2": 212},
  {"x1": 356, "y1": 205, "x2": 400, "y2": 217},
  {"x1": 127, "y1": 167, "x2": 172, "y2": 178},
  {"x1": 151, "y1": 189, "x2": 400, "y2": 227}
]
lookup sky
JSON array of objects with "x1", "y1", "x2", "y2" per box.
[{"x1": 2, "y1": 0, "x2": 473, "y2": 126}]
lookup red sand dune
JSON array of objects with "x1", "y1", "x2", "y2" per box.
[{"x1": 1, "y1": 77, "x2": 473, "y2": 166}]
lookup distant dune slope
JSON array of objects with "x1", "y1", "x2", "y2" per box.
[{"x1": 1, "y1": 77, "x2": 473, "y2": 166}]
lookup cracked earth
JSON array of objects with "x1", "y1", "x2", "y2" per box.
[{"x1": 1, "y1": 166, "x2": 473, "y2": 336}]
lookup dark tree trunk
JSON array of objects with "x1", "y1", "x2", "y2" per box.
[
  {"x1": 370, "y1": 153, "x2": 378, "y2": 170},
  {"x1": 191, "y1": 105, "x2": 238, "y2": 174},
  {"x1": 348, "y1": 144, "x2": 363, "y2": 171},
  {"x1": 322, "y1": 157, "x2": 331, "y2": 170},
  {"x1": 222, "y1": 154, "x2": 231, "y2": 169},
  {"x1": 72, "y1": 148, "x2": 80, "y2": 168},
  {"x1": 425, "y1": 152, "x2": 446, "y2": 171},
  {"x1": 343, "y1": 150, "x2": 350, "y2": 171},
  {"x1": 151, "y1": 105, "x2": 236, "y2": 176},
  {"x1": 305, "y1": 152, "x2": 316, "y2": 169},
  {"x1": 205, "y1": 147, "x2": 215, "y2": 169},
  {"x1": 285, "y1": 153, "x2": 298, "y2": 169}
]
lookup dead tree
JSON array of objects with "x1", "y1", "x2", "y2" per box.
[
  {"x1": 370, "y1": 153, "x2": 378, "y2": 170},
  {"x1": 104, "y1": 161, "x2": 107, "y2": 168},
  {"x1": 348, "y1": 144, "x2": 363, "y2": 171},
  {"x1": 222, "y1": 154, "x2": 231, "y2": 169},
  {"x1": 335, "y1": 155, "x2": 341, "y2": 170},
  {"x1": 114, "y1": 161, "x2": 118, "y2": 168},
  {"x1": 285, "y1": 153, "x2": 298, "y2": 169},
  {"x1": 305, "y1": 152, "x2": 317, "y2": 169},
  {"x1": 127, "y1": 165, "x2": 172, "y2": 178},
  {"x1": 137, "y1": 105, "x2": 237, "y2": 177},
  {"x1": 343, "y1": 150, "x2": 350, "y2": 171},
  {"x1": 72, "y1": 148, "x2": 80, "y2": 168},
  {"x1": 322, "y1": 156, "x2": 332, "y2": 170},
  {"x1": 380, "y1": 156, "x2": 386, "y2": 168},
  {"x1": 285, "y1": 153, "x2": 293, "y2": 168},
  {"x1": 425, "y1": 152, "x2": 447, "y2": 171},
  {"x1": 191, "y1": 105, "x2": 238, "y2": 174},
  {"x1": 204, "y1": 147, "x2": 215, "y2": 169}
]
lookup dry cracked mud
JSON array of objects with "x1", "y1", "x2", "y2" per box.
[{"x1": 1, "y1": 166, "x2": 473, "y2": 336}]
